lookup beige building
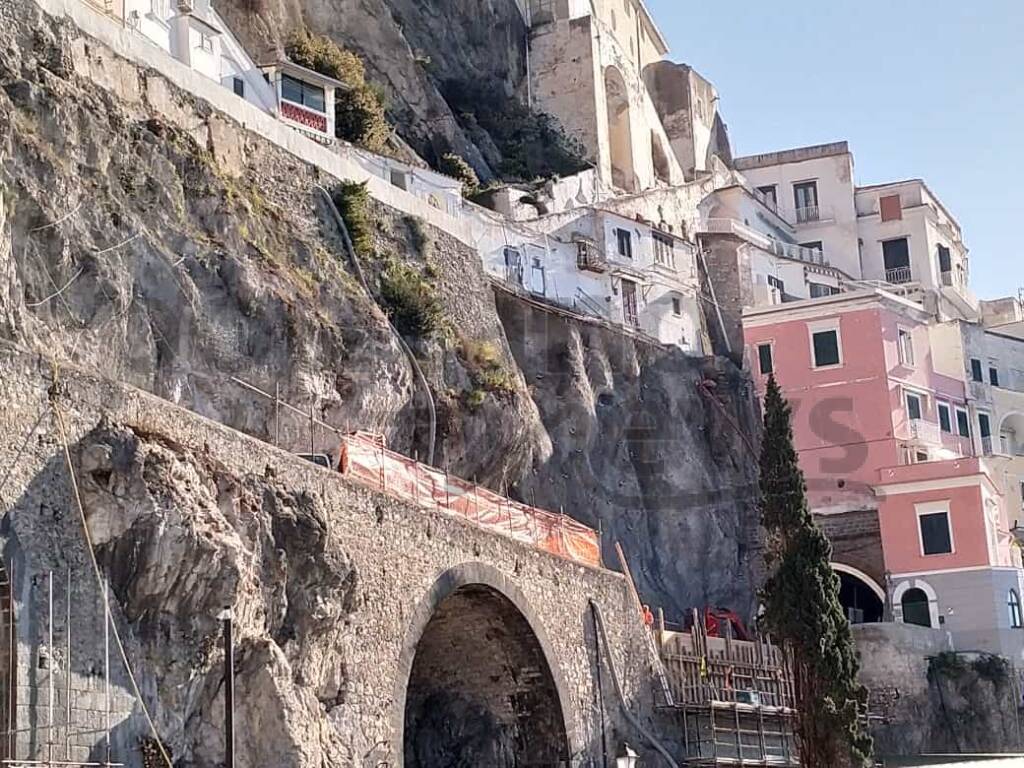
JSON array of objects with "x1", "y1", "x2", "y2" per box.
[{"x1": 526, "y1": 0, "x2": 728, "y2": 194}]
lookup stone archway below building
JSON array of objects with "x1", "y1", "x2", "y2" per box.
[{"x1": 394, "y1": 564, "x2": 574, "y2": 768}]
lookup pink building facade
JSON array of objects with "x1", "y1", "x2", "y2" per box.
[{"x1": 745, "y1": 289, "x2": 1024, "y2": 662}]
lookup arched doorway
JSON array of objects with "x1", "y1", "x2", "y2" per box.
[
  {"x1": 998, "y1": 412, "x2": 1024, "y2": 456},
  {"x1": 400, "y1": 576, "x2": 571, "y2": 767},
  {"x1": 901, "y1": 588, "x2": 932, "y2": 628},
  {"x1": 604, "y1": 66, "x2": 636, "y2": 192},
  {"x1": 833, "y1": 564, "x2": 884, "y2": 624}
]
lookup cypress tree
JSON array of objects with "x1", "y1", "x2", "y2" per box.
[{"x1": 758, "y1": 375, "x2": 874, "y2": 767}]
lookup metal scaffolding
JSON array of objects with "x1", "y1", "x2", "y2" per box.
[{"x1": 656, "y1": 611, "x2": 800, "y2": 766}]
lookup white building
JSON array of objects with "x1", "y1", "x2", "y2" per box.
[{"x1": 472, "y1": 204, "x2": 707, "y2": 353}]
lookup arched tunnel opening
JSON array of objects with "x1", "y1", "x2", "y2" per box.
[{"x1": 403, "y1": 584, "x2": 570, "y2": 768}]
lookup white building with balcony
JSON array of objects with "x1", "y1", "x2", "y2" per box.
[
  {"x1": 472, "y1": 205, "x2": 708, "y2": 353},
  {"x1": 731, "y1": 141, "x2": 978, "y2": 320}
]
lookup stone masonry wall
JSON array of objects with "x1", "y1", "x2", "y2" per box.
[{"x1": 0, "y1": 345, "x2": 659, "y2": 767}]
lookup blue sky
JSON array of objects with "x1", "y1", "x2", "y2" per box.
[{"x1": 645, "y1": 0, "x2": 1023, "y2": 300}]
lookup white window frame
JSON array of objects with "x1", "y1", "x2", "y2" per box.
[
  {"x1": 904, "y1": 387, "x2": 927, "y2": 422},
  {"x1": 1009, "y1": 589, "x2": 1023, "y2": 629},
  {"x1": 916, "y1": 500, "x2": 955, "y2": 557},
  {"x1": 198, "y1": 32, "x2": 215, "y2": 53},
  {"x1": 937, "y1": 401, "x2": 952, "y2": 433},
  {"x1": 807, "y1": 319, "x2": 843, "y2": 370},
  {"x1": 897, "y1": 326, "x2": 915, "y2": 367}
]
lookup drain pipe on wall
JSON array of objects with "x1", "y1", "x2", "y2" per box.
[
  {"x1": 589, "y1": 600, "x2": 680, "y2": 768},
  {"x1": 317, "y1": 185, "x2": 437, "y2": 466}
]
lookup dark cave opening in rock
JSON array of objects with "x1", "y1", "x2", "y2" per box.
[{"x1": 403, "y1": 584, "x2": 570, "y2": 768}]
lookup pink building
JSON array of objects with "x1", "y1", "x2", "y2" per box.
[{"x1": 745, "y1": 289, "x2": 1024, "y2": 662}]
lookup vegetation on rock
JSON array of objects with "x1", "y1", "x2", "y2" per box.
[
  {"x1": 286, "y1": 30, "x2": 390, "y2": 152},
  {"x1": 758, "y1": 376, "x2": 874, "y2": 768},
  {"x1": 333, "y1": 181, "x2": 374, "y2": 259},
  {"x1": 440, "y1": 79, "x2": 589, "y2": 182},
  {"x1": 438, "y1": 153, "x2": 480, "y2": 196},
  {"x1": 379, "y1": 260, "x2": 442, "y2": 338}
]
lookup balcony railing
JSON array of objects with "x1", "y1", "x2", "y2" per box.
[
  {"x1": 772, "y1": 241, "x2": 829, "y2": 266},
  {"x1": 981, "y1": 435, "x2": 995, "y2": 456},
  {"x1": 909, "y1": 419, "x2": 940, "y2": 445},
  {"x1": 795, "y1": 205, "x2": 821, "y2": 224},
  {"x1": 885, "y1": 266, "x2": 914, "y2": 285}
]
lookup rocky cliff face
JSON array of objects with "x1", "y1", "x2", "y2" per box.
[
  {"x1": 497, "y1": 291, "x2": 761, "y2": 619},
  {"x1": 217, "y1": 0, "x2": 533, "y2": 178},
  {"x1": 0, "y1": 0, "x2": 758, "y2": 631}
]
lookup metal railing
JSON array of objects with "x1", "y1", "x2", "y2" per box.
[
  {"x1": 981, "y1": 435, "x2": 996, "y2": 456},
  {"x1": 885, "y1": 266, "x2": 914, "y2": 285},
  {"x1": 700, "y1": 218, "x2": 773, "y2": 250},
  {"x1": 795, "y1": 204, "x2": 821, "y2": 224}
]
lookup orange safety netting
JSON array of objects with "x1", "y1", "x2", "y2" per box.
[{"x1": 339, "y1": 432, "x2": 601, "y2": 567}]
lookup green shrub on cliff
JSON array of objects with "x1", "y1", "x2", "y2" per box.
[
  {"x1": 438, "y1": 153, "x2": 479, "y2": 196},
  {"x1": 332, "y1": 181, "x2": 373, "y2": 258},
  {"x1": 379, "y1": 261, "x2": 441, "y2": 338}
]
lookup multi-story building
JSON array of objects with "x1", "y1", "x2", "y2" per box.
[{"x1": 744, "y1": 286, "x2": 1024, "y2": 663}]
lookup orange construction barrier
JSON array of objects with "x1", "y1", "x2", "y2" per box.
[{"x1": 338, "y1": 432, "x2": 601, "y2": 568}]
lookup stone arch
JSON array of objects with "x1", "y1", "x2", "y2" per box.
[
  {"x1": 832, "y1": 563, "x2": 884, "y2": 624},
  {"x1": 392, "y1": 563, "x2": 577, "y2": 767},
  {"x1": 998, "y1": 411, "x2": 1024, "y2": 456},
  {"x1": 604, "y1": 65, "x2": 637, "y2": 192},
  {"x1": 893, "y1": 578, "x2": 940, "y2": 628},
  {"x1": 651, "y1": 131, "x2": 671, "y2": 184}
]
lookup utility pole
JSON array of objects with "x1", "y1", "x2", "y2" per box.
[{"x1": 219, "y1": 608, "x2": 235, "y2": 768}]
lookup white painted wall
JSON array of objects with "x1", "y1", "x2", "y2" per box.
[{"x1": 735, "y1": 151, "x2": 860, "y2": 277}]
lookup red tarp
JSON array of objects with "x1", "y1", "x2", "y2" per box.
[{"x1": 339, "y1": 432, "x2": 601, "y2": 568}]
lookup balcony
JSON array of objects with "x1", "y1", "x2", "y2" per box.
[
  {"x1": 885, "y1": 266, "x2": 914, "y2": 285},
  {"x1": 772, "y1": 241, "x2": 829, "y2": 266},
  {"x1": 909, "y1": 419, "x2": 941, "y2": 445},
  {"x1": 981, "y1": 435, "x2": 996, "y2": 456},
  {"x1": 793, "y1": 205, "x2": 833, "y2": 226}
]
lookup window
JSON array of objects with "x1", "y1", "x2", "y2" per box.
[
  {"x1": 757, "y1": 343, "x2": 774, "y2": 375},
  {"x1": 809, "y1": 283, "x2": 838, "y2": 298},
  {"x1": 938, "y1": 402, "x2": 952, "y2": 433},
  {"x1": 989, "y1": 364, "x2": 1000, "y2": 387},
  {"x1": 757, "y1": 185, "x2": 778, "y2": 209},
  {"x1": 882, "y1": 238, "x2": 911, "y2": 283},
  {"x1": 801, "y1": 241, "x2": 823, "y2": 253},
  {"x1": 281, "y1": 74, "x2": 326, "y2": 113},
  {"x1": 1010, "y1": 590, "x2": 1023, "y2": 629},
  {"x1": 938, "y1": 244, "x2": 952, "y2": 274},
  {"x1": 901, "y1": 588, "x2": 933, "y2": 627},
  {"x1": 956, "y1": 408, "x2": 971, "y2": 438},
  {"x1": 767, "y1": 274, "x2": 785, "y2": 294},
  {"x1": 653, "y1": 232, "x2": 674, "y2": 267},
  {"x1": 671, "y1": 297, "x2": 681, "y2": 316},
  {"x1": 198, "y1": 32, "x2": 214, "y2": 52},
  {"x1": 970, "y1": 358, "x2": 984, "y2": 382},
  {"x1": 919, "y1": 510, "x2": 953, "y2": 556},
  {"x1": 905, "y1": 391, "x2": 923, "y2": 421},
  {"x1": 915, "y1": 450, "x2": 929, "y2": 463},
  {"x1": 615, "y1": 228, "x2": 633, "y2": 259},
  {"x1": 880, "y1": 194, "x2": 903, "y2": 222},
  {"x1": 897, "y1": 328, "x2": 915, "y2": 366},
  {"x1": 793, "y1": 181, "x2": 819, "y2": 222},
  {"x1": 811, "y1": 328, "x2": 841, "y2": 368},
  {"x1": 390, "y1": 169, "x2": 409, "y2": 191},
  {"x1": 232, "y1": 77, "x2": 245, "y2": 98}
]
